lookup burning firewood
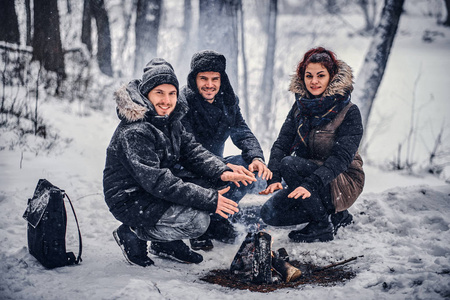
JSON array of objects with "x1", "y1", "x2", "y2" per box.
[
  {"x1": 271, "y1": 251, "x2": 302, "y2": 283},
  {"x1": 230, "y1": 232, "x2": 302, "y2": 284}
]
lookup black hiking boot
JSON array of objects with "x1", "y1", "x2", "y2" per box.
[
  {"x1": 113, "y1": 225, "x2": 154, "y2": 267},
  {"x1": 189, "y1": 236, "x2": 214, "y2": 251},
  {"x1": 150, "y1": 240, "x2": 203, "y2": 264},
  {"x1": 331, "y1": 210, "x2": 354, "y2": 234},
  {"x1": 208, "y1": 218, "x2": 239, "y2": 244},
  {"x1": 288, "y1": 217, "x2": 334, "y2": 243}
]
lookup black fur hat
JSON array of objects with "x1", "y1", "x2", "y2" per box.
[
  {"x1": 189, "y1": 50, "x2": 226, "y2": 75},
  {"x1": 187, "y1": 50, "x2": 236, "y2": 102}
]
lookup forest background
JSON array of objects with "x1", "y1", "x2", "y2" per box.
[
  {"x1": 1, "y1": 0, "x2": 449, "y2": 177},
  {"x1": 1, "y1": 1, "x2": 450, "y2": 299}
]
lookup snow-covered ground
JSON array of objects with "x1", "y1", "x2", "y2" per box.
[
  {"x1": 0, "y1": 99, "x2": 449, "y2": 299},
  {"x1": 1, "y1": 0, "x2": 450, "y2": 299}
]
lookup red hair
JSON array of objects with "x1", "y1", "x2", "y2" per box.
[{"x1": 296, "y1": 47, "x2": 339, "y2": 82}]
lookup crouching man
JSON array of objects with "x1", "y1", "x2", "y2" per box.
[{"x1": 103, "y1": 58, "x2": 255, "y2": 266}]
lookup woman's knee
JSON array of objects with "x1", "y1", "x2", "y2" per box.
[
  {"x1": 280, "y1": 156, "x2": 317, "y2": 179},
  {"x1": 260, "y1": 202, "x2": 276, "y2": 226},
  {"x1": 260, "y1": 195, "x2": 286, "y2": 226}
]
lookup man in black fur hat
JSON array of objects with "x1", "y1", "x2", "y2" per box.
[
  {"x1": 103, "y1": 58, "x2": 255, "y2": 267},
  {"x1": 179, "y1": 50, "x2": 272, "y2": 251}
]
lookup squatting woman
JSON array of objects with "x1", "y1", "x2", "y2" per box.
[{"x1": 260, "y1": 47, "x2": 365, "y2": 243}]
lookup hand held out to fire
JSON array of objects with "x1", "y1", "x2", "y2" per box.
[
  {"x1": 216, "y1": 186, "x2": 239, "y2": 219},
  {"x1": 287, "y1": 186, "x2": 311, "y2": 199},
  {"x1": 259, "y1": 182, "x2": 283, "y2": 195}
]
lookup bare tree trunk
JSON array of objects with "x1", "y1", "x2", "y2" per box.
[
  {"x1": 177, "y1": 0, "x2": 194, "y2": 81},
  {"x1": 259, "y1": 0, "x2": 277, "y2": 143},
  {"x1": 25, "y1": 0, "x2": 32, "y2": 46},
  {"x1": 444, "y1": 0, "x2": 450, "y2": 26},
  {"x1": 117, "y1": 0, "x2": 137, "y2": 77},
  {"x1": 198, "y1": 0, "x2": 240, "y2": 89},
  {"x1": 358, "y1": 0, "x2": 375, "y2": 31},
  {"x1": 81, "y1": 0, "x2": 92, "y2": 52},
  {"x1": 176, "y1": 0, "x2": 193, "y2": 80},
  {"x1": 239, "y1": 1, "x2": 250, "y2": 123},
  {"x1": 0, "y1": 0, "x2": 20, "y2": 44},
  {"x1": 327, "y1": 0, "x2": 339, "y2": 14},
  {"x1": 91, "y1": 0, "x2": 113, "y2": 76},
  {"x1": 32, "y1": 0, "x2": 66, "y2": 80},
  {"x1": 352, "y1": 0, "x2": 405, "y2": 130},
  {"x1": 183, "y1": 0, "x2": 193, "y2": 39},
  {"x1": 134, "y1": 0, "x2": 162, "y2": 76}
]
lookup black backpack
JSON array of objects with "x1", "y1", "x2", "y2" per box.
[{"x1": 23, "y1": 179, "x2": 82, "y2": 269}]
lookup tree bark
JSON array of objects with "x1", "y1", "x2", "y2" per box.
[
  {"x1": 176, "y1": 0, "x2": 194, "y2": 81},
  {"x1": 327, "y1": 0, "x2": 339, "y2": 14},
  {"x1": 238, "y1": 1, "x2": 250, "y2": 123},
  {"x1": 91, "y1": 0, "x2": 113, "y2": 76},
  {"x1": 358, "y1": 0, "x2": 375, "y2": 31},
  {"x1": 81, "y1": 0, "x2": 92, "y2": 52},
  {"x1": 352, "y1": 0, "x2": 405, "y2": 129},
  {"x1": 198, "y1": 0, "x2": 240, "y2": 89},
  {"x1": 444, "y1": 0, "x2": 450, "y2": 26},
  {"x1": 0, "y1": 0, "x2": 20, "y2": 44},
  {"x1": 32, "y1": 0, "x2": 66, "y2": 79},
  {"x1": 117, "y1": 0, "x2": 137, "y2": 77},
  {"x1": 133, "y1": 0, "x2": 162, "y2": 76},
  {"x1": 25, "y1": 0, "x2": 32, "y2": 46}
]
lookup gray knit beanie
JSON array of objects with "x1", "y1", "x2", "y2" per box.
[{"x1": 139, "y1": 58, "x2": 179, "y2": 97}]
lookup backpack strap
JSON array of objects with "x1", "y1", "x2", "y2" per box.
[
  {"x1": 64, "y1": 193, "x2": 83, "y2": 264},
  {"x1": 322, "y1": 101, "x2": 354, "y2": 131}
]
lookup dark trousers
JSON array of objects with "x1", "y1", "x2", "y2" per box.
[{"x1": 260, "y1": 156, "x2": 334, "y2": 226}]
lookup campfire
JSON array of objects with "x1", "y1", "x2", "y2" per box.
[
  {"x1": 201, "y1": 231, "x2": 358, "y2": 292},
  {"x1": 230, "y1": 232, "x2": 302, "y2": 284}
]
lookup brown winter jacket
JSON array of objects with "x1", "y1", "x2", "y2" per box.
[{"x1": 308, "y1": 102, "x2": 365, "y2": 212}]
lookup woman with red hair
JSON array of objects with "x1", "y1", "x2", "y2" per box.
[{"x1": 260, "y1": 47, "x2": 365, "y2": 243}]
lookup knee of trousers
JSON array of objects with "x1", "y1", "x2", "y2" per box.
[
  {"x1": 280, "y1": 156, "x2": 299, "y2": 174},
  {"x1": 189, "y1": 210, "x2": 211, "y2": 238},
  {"x1": 260, "y1": 201, "x2": 276, "y2": 226}
]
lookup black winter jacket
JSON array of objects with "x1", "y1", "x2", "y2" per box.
[
  {"x1": 179, "y1": 68, "x2": 264, "y2": 164},
  {"x1": 103, "y1": 80, "x2": 230, "y2": 228},
  {"x1": 268, "y1": 61, "x2": 364, "y2": 196}
]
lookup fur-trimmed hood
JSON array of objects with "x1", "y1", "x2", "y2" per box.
[
  {"x1": 289, "y1": 60, "x2": 354, "y2": 98},
  {"x1": 113, "y1": 79, "x2": 187, "y2": 123}
]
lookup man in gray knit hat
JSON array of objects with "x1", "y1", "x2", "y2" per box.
[
  {"x1": 103, "y1": 58, "x2": 255, "y2": 267},
  {"x1": 180, "y1": 50, "x2": 272, "y2": 251}
]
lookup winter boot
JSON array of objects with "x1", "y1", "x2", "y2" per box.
[
  {"x1": 150, "y1": 240, "x2": 203, "y2": 264},
  {"x1": 288, "y1": 194, "x2": 334, "y2": 243},
  {"x1": 113, "y1": 224, "x2": 154, "y2": 267},
  {"x1": 331, "y1": 210, "x2": 354, "y2": 234},
  {"x1": 288, "y1": 216, "x2": 334, "y2": 243},
  {"x1": 189, "y1": 236, "x2": 214, "y2": 251}
]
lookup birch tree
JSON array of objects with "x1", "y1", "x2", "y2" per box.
[{"x1": 352, "y1": 0, "x2": 405, "y2": 129}]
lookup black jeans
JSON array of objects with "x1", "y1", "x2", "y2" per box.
[{"x1": 260, "y1": 156, "x2": 334, "y2": 226}]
